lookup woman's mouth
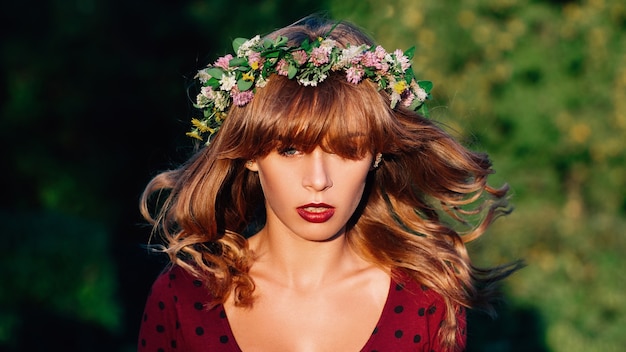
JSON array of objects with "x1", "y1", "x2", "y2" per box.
[{"x1": 296, "y1": 203, "x2": 335, "y2": 223}]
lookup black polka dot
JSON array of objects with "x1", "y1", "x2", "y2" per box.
[
  {"x1": 174, "y1": 295, "x2": 178, "y2": 303},
  {"x1": 158, "y1": 348, "x2": 164, "y2": 352},
  {"x1": 418, "y1": 307, "x2": 425, "y2": 316},
  {"x1": 156, "y1": 325, "x2": 165, "y2": 333},
  {"x1": 395, "y1": 330, "x2": 404, "y2": 338},
  {"x1": 427, "y1": 305, "x2": 437, "y2": 315},
  {"x1": 158, "y1": 301, "x2": 165, "y2": 310},
  {"x1": 219, "y1": 310, "x2": 227, "y2": 319},
  {"x1": 372, "y1": 327, "x2": 378, "y2": 335},
  {"x1": 169, "y1": 273, "x2": 176, "y2": 280},
  {"x1": 219, "y1": 335, "x2": 229, "y2": 343},
  {"x1": 171, "y1": 340, "x2": 177, "y2": 348},
  {"x1": 194, "y1": 302, "x2": 203, "y2": 310},
  {"x1": 394, "y1": 305, "x2": 404, "y2": 313},
  {"x1": 395, "y1": 283, "x2": 404, "y2": 291},
  {"x1": 140, "y1": 338, "x2": 146, "y2": 347},
  {"x1": 176, "y1": 320, "x2": 180, "y2": 329},
  {"x1": 413, "y1": 334, "x2": 422, "y2": 343},
  {"x1": 195, "y1": 326, "x2": 204, "y2": 336},
  {"x1": 420, "y1": 284, "x2": 429, "y2": 291},
  {"x1": 193, "y1": 279, "x2": 202, "y2": 287}
]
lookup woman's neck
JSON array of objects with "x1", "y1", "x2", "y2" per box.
[{"x1": 247, "y1": 226, "x2": 367, "y2": 291}]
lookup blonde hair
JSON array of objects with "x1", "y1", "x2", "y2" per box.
[{"x1": 140, "y1": 15, "x2": 520, "y2": 352}]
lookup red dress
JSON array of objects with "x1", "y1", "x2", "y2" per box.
[{"x1": 138, "y1": 265, "x2": 466, "y2": 351}]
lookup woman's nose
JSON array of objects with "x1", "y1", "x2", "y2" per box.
[{"x1": 302, "y1": 149, "x2": 333, "y2": 192}]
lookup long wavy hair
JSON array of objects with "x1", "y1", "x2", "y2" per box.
[{"x1": 140, "y1": 15, "x2": 521, "y2": 351}]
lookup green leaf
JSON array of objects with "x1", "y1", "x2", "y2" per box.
[
  {"x1": 232, "y1": 38, "x2": 248, "y2": 53},
  {"x1": 207, "y1": 77, "x2": 220, "y2": 88},
  {"x1": 263, "y1": 38, "x2": 274, "y2": 49},
  {"x1": 264, "y1": 50, "x2": 281, "y2": 59},
  {"x1": 301, "y1": 38, "x2": 311, "y2": 51},
  {"x1": 404, "y1": 68, "x2": 415, "y2": 83},
  {"x1": 288, "y1": 64, "x2": 298, "y2": 79},
  {"x1": 229, "y1": 57, "x2": 248, "y2": 67},
  {"x1": 416, "y1": 103, "x2": 429, "y2": 117},
  {"x1": 418, "y1": 80, "x2": 433, "y2": 93},
  {"x1": 404, "y1": 46, "x2": 416, "y2": 60},
  {"x1": 206, "y1": 68, "x2": 224, "y2": 79},
  {"x1": 275, "y1": 36, "x2": 288, "y2": 47},
  {"x1": 237, "y1": 78, "x2": 254, "y2": 91}
]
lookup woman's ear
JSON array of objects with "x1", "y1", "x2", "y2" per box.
[{"x1": 245, "y1": 160, "x2": 259, "y2": 172}]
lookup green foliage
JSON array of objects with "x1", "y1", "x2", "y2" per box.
[
  {"x1": 330, "y1": 1, "x2": 626, "y2": 351},
  {"x1": 0, "y1": 211, "x2": 120, "y2": 344}
]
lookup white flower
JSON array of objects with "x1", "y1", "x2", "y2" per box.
[
  {"x1": 319, "y1": 38, "x2": 337, "y2": 49},
  {"x1": 256, "y1": 75, "x2": 269, "y2": 88},
  {"x1": 213, "y1": 91, "x2": 230, "y2": 111},
  {"x1": 195, "y1": 69, "x2": 212, "y2": 83},
  {"x1": 336, "y1": 45, "x2": 366, "y2": 68},
  {"x1": 196, "y1": 93, "x2": 211, "y2": 108},
  {"x1": 298, "y1": 74, "x2": 327, "y2": 86},
  {"x1": 219, "y1": 73, "x2": 237, "y2": 91},
  {"x1": 237, "y1": 35, "x2": 261, "y2": 57},
  {"x1": 415, "y1": 86, "x2": 428, "y2": 102}
]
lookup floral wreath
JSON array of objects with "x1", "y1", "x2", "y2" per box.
[{"x1": 188, "y1": 33, "x2": 433, "y2": 143}]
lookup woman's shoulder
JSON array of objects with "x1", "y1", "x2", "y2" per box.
[
  {"x1": 140, "y1": 264, "x2": 238, "y2": 351},
  {"x1": 362, "y1": 269, "x2": 454, "y2": 350},
  {"x1": 390, "y1": 269, "x2": 446, "y2": 306},
  {"x1": 149, "y1": 264, "x2": 213, "y2": 302}
]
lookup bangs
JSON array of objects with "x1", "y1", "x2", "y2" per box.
[{"x1": 229, "y1": 74, "x2": 392, "y2": 159}]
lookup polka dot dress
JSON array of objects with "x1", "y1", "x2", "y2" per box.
[{"x1": 138, "y1": 265, "x2": 466, "y2": 351}]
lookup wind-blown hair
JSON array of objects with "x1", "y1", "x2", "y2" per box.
[{"x1": 140, "y1": 15, "x2": 521, "y2": 352}]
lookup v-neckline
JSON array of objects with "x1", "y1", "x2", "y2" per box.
[{"x1": 218, "y1": 274, "x2": 395, "y2": 352}]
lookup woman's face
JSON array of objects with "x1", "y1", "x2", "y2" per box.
[{"x1": 246, "y1": 146, "x2": 373, "y2": 242}]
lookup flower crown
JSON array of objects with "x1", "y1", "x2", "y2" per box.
[{"x1": 188, "y1": 34, "x2": 433, "y2": 143}]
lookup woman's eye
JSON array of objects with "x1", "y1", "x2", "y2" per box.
[{"x1": 278, "y1": 147, "x2": 300, "y2": 156}]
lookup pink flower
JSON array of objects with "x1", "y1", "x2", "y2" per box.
[
  {"x1": 276, "y1": 59, "x2": 289, "y2": 76},
  {"x1": 200, "y1": 86, "x2": 215, "y2": 99},
  {"x1": 214, "y1": 54, "x2": 233, "y2": 70},
  {"x1": 361, "y1": 51, "x2": 383, "y2": 70},
  {"x1": 292, "y1": 50, "x2": 308, "y2": 66},
  {"x1": 310, "y1": 46, "x2": 331, "y2": 66},
  {"x1": 394, "y1": 49, "x2": 411, "y2": 72},
  {"x1": 401, "y1": 91, "x2": 415, "y2": 107},
  {"x1": 346, "y1": 66, "x2": 364, "y2": 84},
  {"x1": 232, "y1": 89, "x2": 255, "y2": 106},
  {"x1": 247, "y1": 52, "x2": 263, "y2": 70},
  {"x1": 374, "y1": 45, "x2": 387, "y2": 59}
]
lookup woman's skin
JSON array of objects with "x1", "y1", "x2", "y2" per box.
[{"x1": 224, "y1": 146, "x2": 391, "y2": 352}]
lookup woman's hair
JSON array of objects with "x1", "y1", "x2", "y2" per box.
[{"x1": 140, "y1": 15, "x2": 521, "y2": 351}]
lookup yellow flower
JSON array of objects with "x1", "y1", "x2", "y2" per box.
[
  {"x1": 191, "y1": 118, "x2": 212, "y2": 133},
  {"x1": 186, "y1": 131, "x2": 203, "y2": 141},
  {"x1": 242, "y1": 72, "x2": 255, "y2": 81},
  {"x1": 250, "y1": 62, "x2": 259, "y2": 70},
  {"x1": 393, "y1": 80, "x2": 407, "y2": 94}
]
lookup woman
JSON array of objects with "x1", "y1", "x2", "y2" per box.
[{"x1": 137, "y1": 15, "x2": 521, "y2": 352}]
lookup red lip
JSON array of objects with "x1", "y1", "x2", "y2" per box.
[{"x1": 296, "y1": 203, "x2": 335, "y2": 223}]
